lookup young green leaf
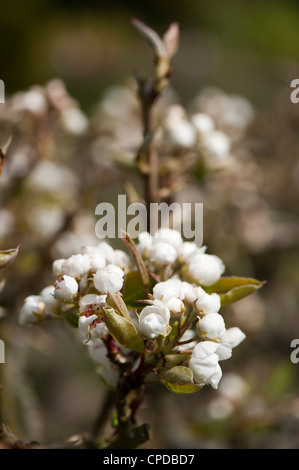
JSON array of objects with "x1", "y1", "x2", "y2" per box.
[
  {"x1": 203, "y1": 276, "x2": 266, "y2": 306},
  {"x1": 160, "y1": 366, "x2": 201, "y2": 394},
  {"x1": 103, "y1": 307, "x2": 144, "y2": 351}
]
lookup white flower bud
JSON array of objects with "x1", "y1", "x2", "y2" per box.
[
  {"x1": 153, "y1": 228, "x2": 183, "y2": 248},
  {"x1": 61, "y1": 254, "x2": 90, "y2": 278},
  {"x1": 139, "y1": 303, "x2": 170, "y2": 339},
  {"x1": 137, "y1": 232, "x2": 153, "y2": 257},
  {"x1": 165, "y1": 296, "x2": 185, "y2": 315},
  {"x1": 88, "y1": 253, "x2": 106, "y2": 272},
  {"x1": 200, "y1": 130, "x2": 231, "y2": 158},
  {"x1": 54, "y1": 275, "x2": 78, "y2": 301},
  {"x1": 195, "y1": 292, "x2": 221, "y2": 315},
  {"x1": 168, "y1": 120, "x2": 197, "y2": 148},
  {"x1": 52, "y1": 258, "x2": 65, "y2": 276},
  {"x1": 79, "y1": 314, "x2": 98, "y2": 336},
  {"x1": 40, "y1": 285, "x2": 59, "y2": 313},
  {"x1": 19, "y1": 295, "x2": 45, "y2": 325},
  {"x1": 82, "y1": 242, "x2": 116, "y2": 264},
  {"x1": 153, "y1": 279, "x2": 182, "y2": 301},
  {"x1": 139, "y1": 313, "x2": 168, "y2": 339},
  {"x1": 114, "y1": 249, "x2": 131, "y2": 270},
  {"x1": 197, "y1": 313, "x2": 226, "y2": 340},
  {"x1": 187, "y1": 252, "x2": 225, "y2": 286},
  {"x1": 191, "y1": 113, "x2": 214, "y2": 134},
  {"x1": 94, "y1": 264, "x2": 124, "y2": 294},
  {"x1": 189, "y1": 341, "x2": 222, "y2": 389},
  {"x1": 149, "y1": 240, "x2": 177, "y2": 266},
  {"x1": 177, "y1": 242, "x2": 198, "y2": 263}
]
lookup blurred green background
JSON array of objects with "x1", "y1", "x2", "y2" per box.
[{"x1": 2, "y1": 0, "x2": 299, "y2": 108}]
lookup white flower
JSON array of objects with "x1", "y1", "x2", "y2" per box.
[
  {"x1": 40, "y1": 285, "x2": 59, "y2": 313},
  {"x1": 52, "y1": 258, "x2": 65, "y2": 276},
  {"x1": 82, "y1": 242, "x2": 116, "y2": 264},
  {"x1": 79, "y1": 314, "x2": 98, "y2": 336},
  {"x1": 195, "y1": 292, "x2": 221, "y2": 315},
  {"x1": 164, "y1": 296, "x2": 185, "y2": 315},
  {"x1": 189, "y1": 341, "x2": 222, "y2": 389},
  {"x1": 191, "y1": 113, "x2": 214, "y2": 134},
  {"x1": 200, "y1": 130, "x2": 231, "y2": 158},
  {"x1": 153, "y1": 279, "x2": 182, "y2": 301},
  {"x1": 61, "y1": 254, "x2": 90, "y2": 278},
  {"x1": 137, "y1": 232, "x2": 153, "y2": 257},
  {"x1": 177, "y1": 242, "x2": 198, "y2": 263},
  {"x1": 87, "y1": 339, "x2": 118, "y2": 388},
  {"x1": 187, "y1": 252, "x2": 225, "y2": 286},
  {"x1": 91, "y1": 322, "x2": 109, "y2": 339},
  {"x1": 19, "y1": 295, "x2": 45, "y2": 325},
  {"x1": 54, "y1": 275, "x2": 78, "y2": 301},
  {"x1": 149, "y1": 240, "x2": 177, "y2": 266},
  {"x1": 114, "y1": 249, "x2": 131, "y2": 270},
  {"x1": 94, "y1": 264, "x2": 124, "y2": 294},
  {"x1": 88, "y1": 252, "x2": 106, "y2": 272},
  {"x1": 216, "y1": 327, "x2": 246, "y2": 360},
  {"x1": 139, "y1": 303, "x2": 170, "y2": 339},
  {"x1": 197, "y1": 313, "x2": 226, "y2": 340},
  {"x1": 168, "y1": 120, "x2": 197, "y2": 148},
  {"x1": 176, "y1": 329, "x2": 197, "y2": 351},
  {"x1": 79, "y1": 294, "x2": 106, "y2": 314},
  {"x1": 153, "y1": 228, "x2": 183, "y2": 248}
]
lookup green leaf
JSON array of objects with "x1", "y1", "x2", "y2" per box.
[
  {"x1": 62, "y1": 307, "x2": 79, "y2": 328},
  {"x1": 106, "y1": 292, "x2": 131, "y2": 321},
  {"x1": 0, "y1": 246, "x2": 19, "y2": 271},
  {"x1": 160, "y1": 366, "x2": 201, "y2": 394},
  {"x1": 123, "y1": 270, "x2": 156, "y2": 309},
  {"x1": 103, "y1": 307, "x2": 144, "y2": 351},
  {"x1": 204, "y1": 276, "x2": 266, "y2": 306}
]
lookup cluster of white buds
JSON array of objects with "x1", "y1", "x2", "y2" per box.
[
  {"x1": 137, "y1": 228, "x2": 225, "y2": 286},
  {"x1": 19, "y1": 228, "x2": 254, "y2": 392},
  {"x1": 162, "y1": 104, "x2": 233, "y2": 163}
]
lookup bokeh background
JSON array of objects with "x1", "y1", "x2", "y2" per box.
[{"x1": 1, "y1": 0, "x2": 299, "y2": 449}]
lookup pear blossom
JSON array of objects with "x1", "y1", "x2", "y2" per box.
[
  {"x1": 54, "y1": 275, "x2": 78, "y2": 301},
  {"x1": 195, "y1": 292, "x2": 221, "y2": 315},
  {"x1": 61, "y1": 253, "x2": 90, "y2": 278},
  {"x1": 88, "y1": 252, "x2": 106, "y2": 272},
  {"x1": 137, "y1": 232, "x2": 153, "y2": 257},
  {"x1": 79, "y1": 294, "x2": 106, "y2": 314},
  {"x1": 139, "y1": 303, "x2": 170, "y2": 339},
  {"x1": 200, "y1": 130, "x2": 231, "y2": 158},
  {"x1": 40, "y1": 285, "x2": 59, "y2": 313},
  {"x1": 216, "y1": 327, "x2": 246, "y2": 360},
  {"x1": 197, "y1": 313, "x2": 226, "y2": 340},
  {"x1": 87, "y1": 339, "x2": 118, "y2": 388},
  {"x1": 19, "y1": 295, "x2": 45, "y2": 325},
  {"x1": 153, "y1": 228, "x2": 182, "y2": 247},
  {"x1": 191, "y1": 113, "x2": 214, "y2": 134},
  {"x1": 189, "y1": 341, "x2": 222, "y2": 389},
  {"x1": 52, "y1": 258, "x2": 65, "y2": 276},
  {"x1": 149, "y1": 240, "x2": 177, "y2": 266},
  {"x1": 79, "y1": 314, "x2": 98, "y2": 337},
  {"x1": 187, "y1": 252, "x2": 225, "y2": 286},
  {"x1": 176, "y1": 329, "x2": 197, "y2": 351},
  {"x1": 94, "y1": 264, "x2": 124, "y2": 294}
]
